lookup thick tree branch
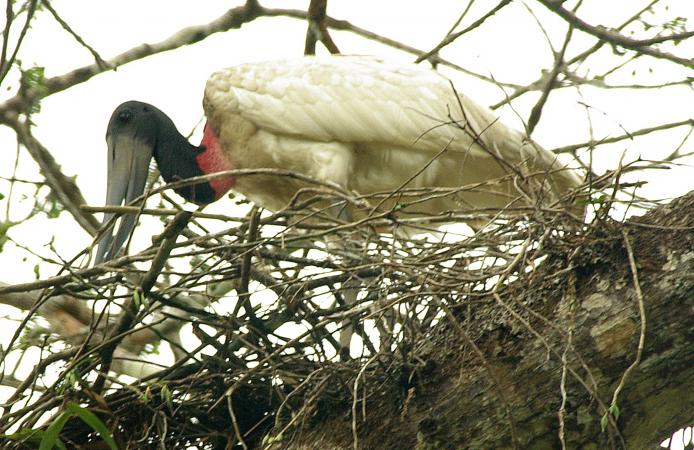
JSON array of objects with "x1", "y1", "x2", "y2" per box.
[{"x1": 270, "y1": 191, "x2": 694, "y2": 449}]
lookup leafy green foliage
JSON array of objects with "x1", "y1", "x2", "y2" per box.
[
  {"x1": 32, "y1": 401, "x2": 117, "y2": 450},
  {"x1": 600, "y1": 403, "x2": 621, "y2": 432},
  {"x1": 18, "y1": 64, "x2": 48, "y2": 115},
  {"x1": 39, "y1": 412, "x2": 70, "y2": 450},
  {"x1": 65, "y1": 402, "x2": 118, "y2": 450},
  {"x1": 160, "y1": 383, "x2": 174, "y2": 412}
]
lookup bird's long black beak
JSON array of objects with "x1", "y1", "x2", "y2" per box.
[{"x1": 94, "y1": 132, "x2": 153, "y2": 263}]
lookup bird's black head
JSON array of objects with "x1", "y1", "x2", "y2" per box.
[
  {"x1": 106, "y1": 101, "x2": 164, "y2": 149},
  {"x1": 95, "y1": 100, "x2": 214, "y2": 264}
]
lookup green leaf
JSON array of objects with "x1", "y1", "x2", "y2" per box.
[
  {"x1": 20, "y1": 66, "x2": 46, "y2": 90},
  {"x1": 39, "y1": 412, "x2": 70, "y2": 450},
  {"x1": 132, "y1": 290, "x2": 142, "y2": 308},
  {"x1": 609, "y1": 403, "x2": 620, "y2": 421},
  {"x1": 46, "y1": 198, "x2": 64, "y2": 219},
  {"x1": 19, "y1": 65, "x2": 48, "y2": 114},
  {"x1": 160, "y1": 383, "x2": 174, "y2": 411},
  {"x1": 65, "y1": 402, "x2": 117, "y2": 450},
  {"x1": 132, "y1": 289, "x2": 148, "y2": 309},
  {"x1": 57, "y1": 369, "x2": 78, "y2": 394},
  {"x1": 601, "y1": 403, "x2": 621, "y2": 432}
]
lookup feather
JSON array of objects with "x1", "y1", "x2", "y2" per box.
[{"x1": 203, "y1": 56, "x2": 582, "y2": 220}]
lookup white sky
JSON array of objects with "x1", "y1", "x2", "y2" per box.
[{"x1": 0, "y1": 0, "x2": 692, "y2": 444}]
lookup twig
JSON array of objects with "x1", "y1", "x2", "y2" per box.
[
  {"x1": 352, "y1": 353, "x2": 378, "y2": 450},
  {"x1": 415, "y1": 0, "x2": 512, "y2": 63},
  {"x1": 142, "y1": 211, "x2": 193, "y2": 294},
  {"x1": 607, "y1": 230, "x2": 647, "y2": 423},
  {"x1": 527, "y1": 8, "x2": 576, "y2": 135},
  {"x1": 551, "y1": 119, "x2": 694, "y2": 155},
  {"x1": 42, "y1": 0, "x2": 111, "y2": 70},
  {"x1": 537, "y1": 0, "x2": 693, "y2": 68},
  {"x1": 304, "y1": 0, "x2": 339, "y2": 55},
  {"x1": 0, "y1": 0, "x2": 39, "y2": 85}
]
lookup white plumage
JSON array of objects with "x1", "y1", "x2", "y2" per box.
[{"x1": 202, "y1": 56, "x2": 582, "y2": 222}]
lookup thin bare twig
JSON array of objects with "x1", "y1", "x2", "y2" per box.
[
  {"x1": 415, "y1": 0, "x2": 512, "y2": 63},
  {"x1": 537, "y1": 0, "x2": 693, "y2": 68},
  {"x1": 42, "y1": 0, "x2": 111, "y2": 70}
]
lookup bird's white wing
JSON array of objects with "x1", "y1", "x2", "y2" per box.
[
  {"x1": 204, "y1": 56, "x2": 521, "y2": 160},
  {"x1": 204, "y1": 56, "x2": 582, "y2": 205}
]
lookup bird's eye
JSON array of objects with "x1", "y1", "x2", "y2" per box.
[{"x1": 117, "y1": 110, "x2": 132, "y2": 124}]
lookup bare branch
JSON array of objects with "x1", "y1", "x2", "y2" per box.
[
  {"x1": 42, "y1": 0, "x2": 110, "y2": 70},
  {"x1": 551, "y1": 118, "x2": 694, "y2": 155},
  {"x1": 527, "y1": 9, "x2": 576, "y2": 135},
  {"x1": 0, "y1": 1, "x2": 266, "y2": 115},
  {"x1": 537, "y1": 0, "x2": 693, "y2": 68},
  {"x1": 2, "y1": 113, "x2": 100, "y2": 235},
  {"x1": 0, "y1": 0, "x2": 39, "y2": 85},
  {"x1": 415, "y1": 0, "x2": 513, "y2": 63},
  {"x1": 264, "y1": 7, "x2": 523, "y2": 89},
  {"x1": 491, "y1": 0, "x2": 686, "y2": 109},
  {"x1": 304, "y1": 0, "x2": 340, "y2": 55}
]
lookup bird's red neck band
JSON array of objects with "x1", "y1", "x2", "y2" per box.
[{"x1": 196, "y1": 123, "x2": 235, "y2": 200}]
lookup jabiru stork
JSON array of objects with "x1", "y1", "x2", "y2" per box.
[{"x1": 95, "y1": 56, "x2": 582, "y2": 263}]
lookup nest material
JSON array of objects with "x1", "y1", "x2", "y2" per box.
[{"x1": 4, "y1": 179, "x2": 692, "y2": 449}]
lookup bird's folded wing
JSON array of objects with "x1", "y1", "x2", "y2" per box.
[
  {"x1": 204, "y1": 56, "x2": 526, "y2": 160},
  {"x1": 204, "y1": 56, "x2": 583, "y2": 200}
]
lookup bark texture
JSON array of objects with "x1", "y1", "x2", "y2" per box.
[{"x1": 269, "y1": 192, "x2": 694, "y2": 450}]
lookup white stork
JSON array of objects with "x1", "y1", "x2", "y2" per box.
[{"x1": 95, "y1": 56, "x2": 582, "y2": 263}]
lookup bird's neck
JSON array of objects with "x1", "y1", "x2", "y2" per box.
[
  {"x1": 153, "y1": 121, "x2": 234, "y2": 205},
  {"x1": 196, "y1": 123, "x2": 235, "y2": 198},
  {"x1": 154, "y1": 119, "x2": 234, "y2": 204}
]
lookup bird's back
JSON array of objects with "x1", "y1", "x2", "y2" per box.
[{"x1": 203, "y1": 56, "x2": 583, "y2": 222}]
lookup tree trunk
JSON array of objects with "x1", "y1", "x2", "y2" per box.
[{"x1": 269, "y1": 192, "x2": 694, "y2": 450}]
